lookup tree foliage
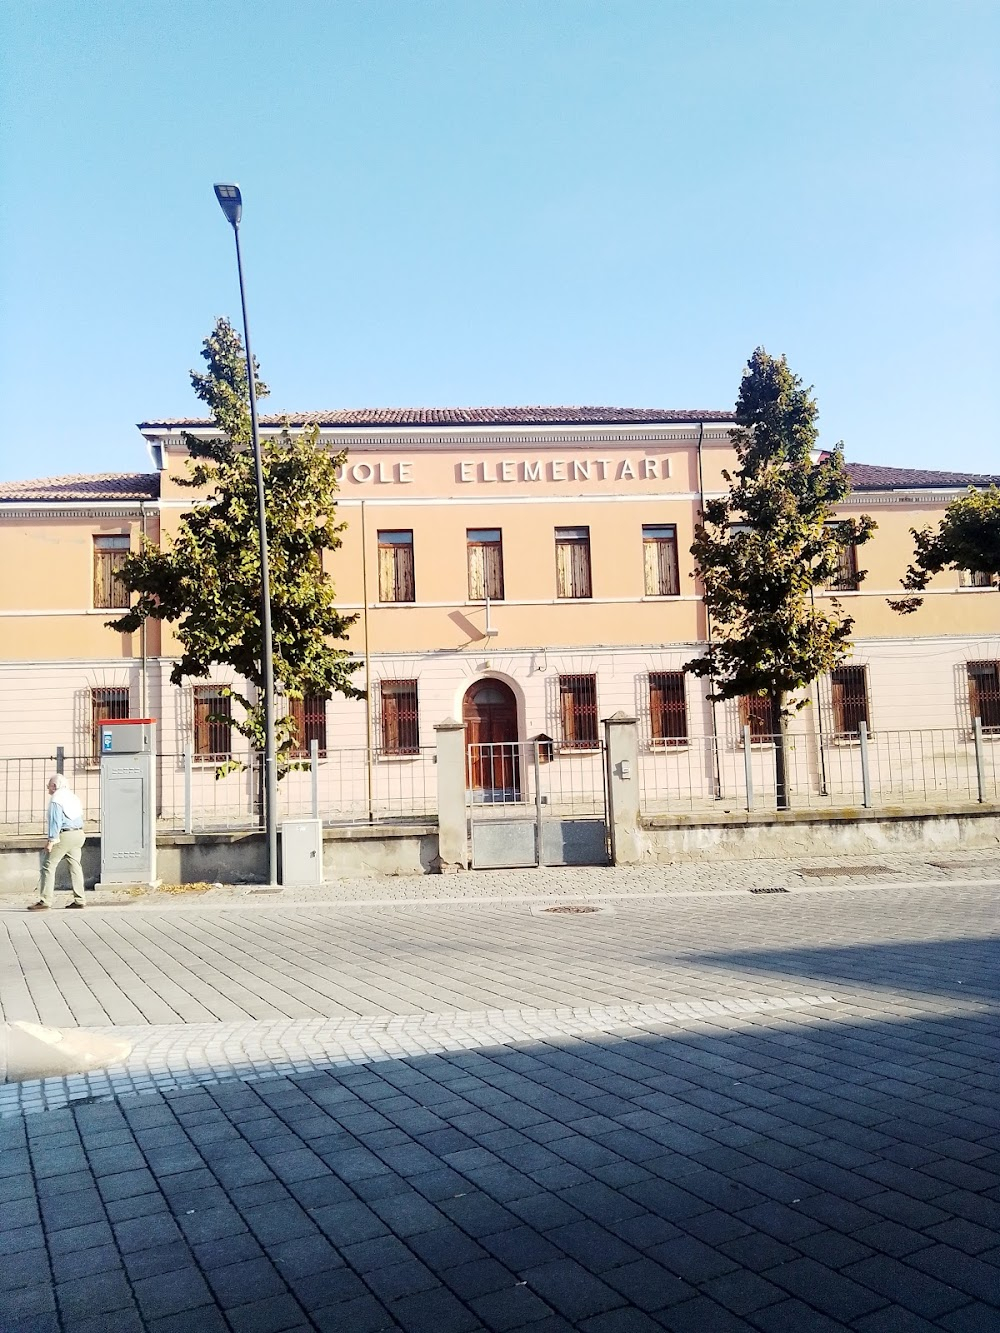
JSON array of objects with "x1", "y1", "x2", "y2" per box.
[
  {"x1": 685, "y1": 348, "x2": 875, "y2": 802},
  {"x1": 889, "y1": 486, "x2": 1000, "y2": 614},
  {"x1": 110, "y1": 317, "x2": 363, "y2": 767}
]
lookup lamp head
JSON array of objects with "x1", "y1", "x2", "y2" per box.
[{"x1": 213, "y1": 182, "x2": 242, "y2": 228}]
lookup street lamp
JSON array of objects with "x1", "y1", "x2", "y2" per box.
[{"x1": 213, "y1": 182, "x2": 279, "y2": 888}]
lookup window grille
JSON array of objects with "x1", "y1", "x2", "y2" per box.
[
  {"x1": 90, "y1": 686, "x2": 129, "y2": 760},
  {"x1": 959, "y1": 570, "x2": 995, "y2": 588},
  {"x1": 559, "y1": 674, "x2": 598, "y2": 748},
  {"x1": 467, "y1": 529, "x2": 504, "y2": 600},
  {"x1": 193, "y1": 685, "x2": 232, "y2": 759},
  {"x1": 642, "y1": 526, "x2": 680, "y2": 597},
  {"x1": 649, "y1": 672, "x2": 687, "y2": 744},
  {"x1": 967, "y1": 661, "x2": 1000, "y2": 732},
  {"x1": 555, "y1": 527, "x2": 592, "y2": 599},
  {"x1": 739, "y1": 694, "x2": 773, "y2": 742},
  {"x1": 380, "y1": 680, "x2": 420, "y2": 754},
  {"x1": 288, "y1": 692, "x2": 328, "y2": 757},
  {"x1": 93, "y1": 535, "x2": 131, "y2": 609},
  {"x1": 377, "y1": 531, "x2": 415, "y2": 602},
  {"x1": 831, "y1": 665, "x2": 869, "y2": 736}
]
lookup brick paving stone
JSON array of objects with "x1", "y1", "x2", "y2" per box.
[
  {"x1": 746, "y1": 1297, "x2": 852, "y2": 1332},
  {"x1": 223, "y1": 1293, "x2": 309, "y2": 1333},
  {"x1": 762, "y1": 1255, "x2": 887, "y2": 1322}
]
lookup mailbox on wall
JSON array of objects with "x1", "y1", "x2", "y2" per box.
[{"x1": 99, "y1": 718, "x2": 158, "y2": 887}]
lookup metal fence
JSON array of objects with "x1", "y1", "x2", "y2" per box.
[
  {"x1": 466, "y1": 741, "x2": 607, "y2": 818},
  {"x1": 0, "y1": 746, "x2": 438, "y2": 835},
  {"x1": 639, "y1": 722, "x2": 1000, "y2": 816}
]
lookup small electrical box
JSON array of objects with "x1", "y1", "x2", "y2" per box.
[
  {"x1": 101, "y1": 719, "x2": 155, "y2": 754},
  {"x1": 281, "y1": 819, "x2": 324, "y2": 886}
]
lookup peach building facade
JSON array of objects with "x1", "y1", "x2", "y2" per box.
[{"x1": 1, "y1": 407, "x2": 998, "y2": 812}]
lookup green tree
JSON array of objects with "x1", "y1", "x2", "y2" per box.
[
  {"x1": 110, "y1": 317, "x2": 363, "y2": 771},
  {"x1": 889, "y1": 486, "x2": 1000, "y2": 614},
  {"x1": 686, "y1": 347, "x2": 875, "y2": 807}
]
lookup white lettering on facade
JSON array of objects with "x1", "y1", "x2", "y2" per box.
[{"x1": 363, "y1": 456, "x2": 677, "y2": 484}]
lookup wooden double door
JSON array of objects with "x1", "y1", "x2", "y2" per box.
[{"x1": 463, "y1": 679, "x2": 520, "y2": 798}]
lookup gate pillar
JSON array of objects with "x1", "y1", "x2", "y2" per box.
[
  {"x1": 433, "y1": 718, "x2": 468, "y2": 874},
  {"x1": 604, "y1": 711, "x2": 643, "y2": 865}
]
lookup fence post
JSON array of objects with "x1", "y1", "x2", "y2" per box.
[
  {"x1": 533, "y1": 741, "x2": 545, "y2": 867},
  {"x1": 310, "y1": 739, "x2": 320, "y2": 819},
  {"x1": 743, "y1": 726, "x2": 754, "y2": 811},
  {"x1": 433, "y1": 718, "x2": 467, "y2": 874},
  {"x1": 55, "y1": 746, "x2": 65, "y2": 776},
  {"x1": 858, "y1": 721, "x2": 872, "y2": 808},
  {"x1": 973, "y1": 716, "x2": 986, "y2": 803},
  {"x1": 183, "y1": 747, "x2": 193, "y2": 833},
  {"x1": 603, "y1": 712, "x2": 641, "y2": 865}
]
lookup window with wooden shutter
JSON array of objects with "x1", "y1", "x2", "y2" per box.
[
  {"x1": 380, "y1": 680, "x2": 419, "y2": 755},
  {"x1": 193, "y1": 685, "x2": 232, "y2": 759},
  {"x1": 831, "y1": 666, "x2": 869, "y2": 736},
  {"x1": 642, "y1": 526, "x2": 680, "y2": 597},
  {"x1": 288, "y1": 693, "x2": 328, "y2": 757},
  {"x1": 827, "y1": 528, "x2": 860, "y2": 591},
  {"x1": 649, "y1": 672, "x2": 687, "y2": 745},
  {"x1": 967, "y1": 661, "x2": 1000, "y2": 731},
  {"x1": 959, "y1": 570, "x2": 995, "y2": 588},
  {"x1": 739, "y1": 694, "x2": 773, "y2": 743},
  {"x1": 377, "y1": 531, "x2": 415, "y2": 602},
  {"x1": 467, "y1": 530, "x2": 504, "y2": 600},
  {"x1": 559, "y1": 674, "x2": 598, "y2": 748},
  {"x1": 555, "y1": 527, "x2": 592, "y2": 599},
  {"x1": 90, "y1": 686, "x2": 129, "y2": 760},
  {"x1": 93, "y1": 535, "x2": 131, "y2": 608}
]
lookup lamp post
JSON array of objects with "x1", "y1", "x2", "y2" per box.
[{"x1": 213, "y1": 182, "x2": 278, "y2": 887}]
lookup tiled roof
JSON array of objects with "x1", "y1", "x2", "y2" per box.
[
  {"x1": 0, "y1": 473, "x2": 160, "y2": 502},
  {"x1": 138, "y1": 406, "x2": 737, "y2": 429},
  {"x1": 845, "y1": 463, "x2": 1000, "y2": 491}
]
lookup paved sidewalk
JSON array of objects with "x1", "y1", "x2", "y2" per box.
[{"x1": 1, "y1": 877, "x2": 998, "y2": 1331}]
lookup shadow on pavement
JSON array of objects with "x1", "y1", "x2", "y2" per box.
[{"x1": 1, "y1": 993, "x2": 999, "y2": 1331}]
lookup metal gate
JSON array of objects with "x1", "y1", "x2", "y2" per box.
[{"x1": 467, "y1": 740, "x2": 609, "y2": 869}]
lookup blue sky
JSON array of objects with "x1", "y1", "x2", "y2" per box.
[{"x1": 1, "y1": 0, "x2": 997, "y2": 481}]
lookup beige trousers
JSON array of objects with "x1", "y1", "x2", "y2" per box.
[{"x1": 39, "y1": 828, "x2": 86, "y2": 905}]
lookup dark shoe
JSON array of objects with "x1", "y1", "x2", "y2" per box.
[
  {"x1": 27, "y1": 902, "x2": 49, "y2": 912},
  {"x1": 65, "y1": 901, "x2": 85, "y2": 910}
]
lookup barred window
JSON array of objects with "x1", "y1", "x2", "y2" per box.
[
  {"x1": 967, "y1": 661, "x2": 1000, "y2": 732},
  {"x1": 959, "y1": 570, "x2": 995, "y2": 588},
  {"x1": 93, "y1": 535, "x2": 130, "y2": 609},
  {"x1": 739, "y1": 694, "x2": 773, "y2": 743},
  {"x1": 380, "y1": 680, "x2": 419, "y2": 755},
  {"x1": 649, "y1": 672, "x2": 687, "y2": 745},
  {"x1": 193, "y1": 685, "x2": 232, "y2": 759},
  {"x1": 467, "y1": 529, "x2": 504, "y2": 600},
  {"x1": 642, "y1": 526, "x2": 680, "y2": 597},
  {"x1": 831, "y1": 665, "x2": 869, "y2": 736},
  {"x1": 555, "y1": 527, "x2": 592, "y2": 599},
  {"x1": 827, "y1": 528, "x2": 860, "y2": 592},
  {"x1": 559, "y1": 674, "x2": 598, "y2": 749},
  {"x1": 288, "y1": 692, "x2": 328, "y2": 757},
  {"x1": 91, "y1": 686, "x2": 129, "y2": 760},
  {"x1": 378, "y1": 531, "x2": 415, "y2": 602}
]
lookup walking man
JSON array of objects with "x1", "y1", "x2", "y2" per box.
[{"x1": 28, "y1": 774, "x2": 86, "y2": 911}]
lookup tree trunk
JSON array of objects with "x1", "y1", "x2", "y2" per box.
[{"x1": 771, "y1": 693, "x2": 790, "y2": 810}]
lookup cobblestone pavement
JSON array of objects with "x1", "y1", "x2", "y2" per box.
[{"x1": 1, "y1": 875, "x2": 998, "y2": 1331}]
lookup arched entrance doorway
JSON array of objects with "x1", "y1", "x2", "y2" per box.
[{"x1": 463, "y1": 678, "x2": 519, "y2": 800}]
